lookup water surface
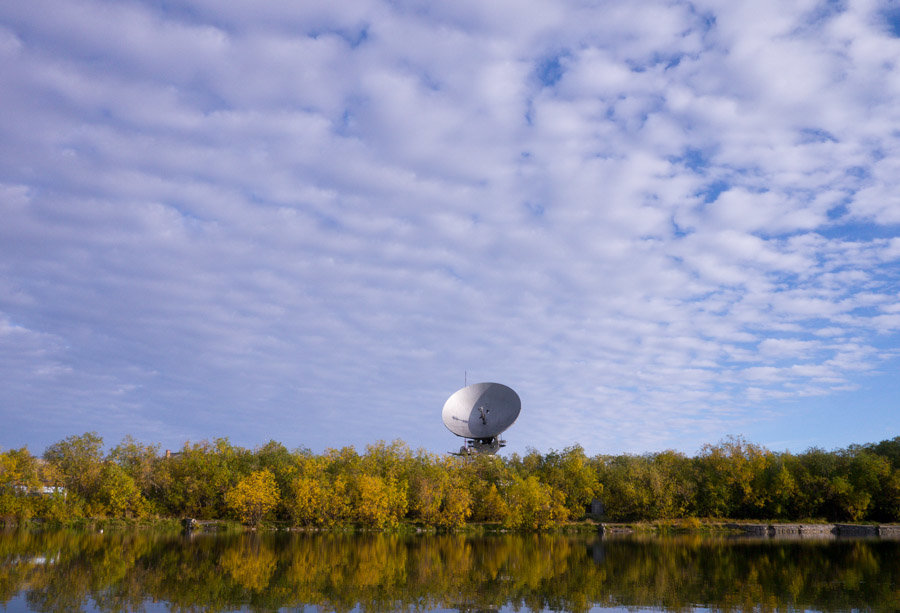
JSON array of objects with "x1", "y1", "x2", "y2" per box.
[{"x1": 1, "y1": 529, "x2": 898, "y2": 612}]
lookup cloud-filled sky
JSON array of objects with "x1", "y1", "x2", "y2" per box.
[{"x1": 2, "y1": 0, "x2": 899, "y2": 457}]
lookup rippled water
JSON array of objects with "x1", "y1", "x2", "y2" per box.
[{"x1": 1, "y1": 528, "x2": 898, "y2": 612}]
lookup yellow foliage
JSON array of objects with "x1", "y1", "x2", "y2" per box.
[
  {"x1": 220, "y1": 538, "x2": 278, "y2": 591},
  {"x1": 439, "y1": 477, "x2": 472, "y2": 528},
  {"x1": 503, "y1": 476, "x2": 569, "y2": 530},
  {"x1": 225, "y1": 469, "x2": 281, "y2": 526},
  {"x1": 287, "y1": 474, "x2": 353, "y2": 527},
  {"x1": 288, "y1": 476, "x2": 325, "y2": 526},
  {"x1": 350, "y1": 474, "x2": 407, "y2": 528},
  {"x1": 468, "y1": 482, "x2": 508, "y2": 523},
  {"x1": 351, "y1": 474, "x2": 391, "y2": 528},
  {"x1": 96, "y1": 463, "x2": 147, "y2": 518},
  {"x1": 409, "y1": 459, "x2": 472, "y2": 528}
]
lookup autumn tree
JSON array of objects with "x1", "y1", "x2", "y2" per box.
[
  {"x1": 0, "y1": 447, "x2": 42, "y2": 521},
  {"x1": 286, "y1": 455, "x2": 351, "y2": 527},
  {"x1": 407, "y1": 453, "x2": 447, "y2": 525},
  {"x1": 793, "y1": 447, "x2": 842, "y2": 519},
  {"x1": 0, "y1": 447, "x2": 42, "y2": 490},
  {"x1": 94, "y1": 462, "x2": 147, "y2": 518},
  {"x1": 830, "y1": 449, "x2": 891, "y2": 521},
  {"x1": 108, "y1": 435, "x2": 161, "y2": 505},
  {"x1": 4, "y1": 431, "x2": 898, "y2": 526},
  {"x1": 759, "y1": 453, "x2": 799, "y2": 519},
  {"x1": 43, "y1": 432, "x2": 105, "y2": 504},
  {"x1": 408, "y1": 453, "x2": 472, "y2": 528},
  {"x1": 532, "y1": 445, "x2": 601, "y2": 518},
  {"x1": 360, "y1": 440, "x2": 412, "y2": 483},
  {"x1": 225, "y1": 469, "x2": 281, "y2": 527},
  {"x1": 461, "y1": 454, "x2": 512, "y2": 523},
  {"x1": 649, "y1": 450, "x2": 696, "y2": 518},
  {"x1": 288, "y1": 475, "x2": 328, "y2": 526},
  {"x1": 694, "y1": 436, "x2": 770, "y2": 518},
  {"x1": 503, "y1": 475, "x2": 568, "y2": 530},
  {"x1": 159, "y1": 438, "x2": 245, "y2": 518},
  {"x1": 594, "y1": 454, "x2": 659, "y2": 521},
  {"x1": 438, "y1": 473, "x2": 473, "y2": 528},
  {"x1": 348, "y1": 473, "x2": 407, "y2": 528},
  {"x1": 256, "y1": 441, "x2": 299, "y2": 499}
]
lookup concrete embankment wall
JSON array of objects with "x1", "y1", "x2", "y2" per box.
[
  {"x1": 878, "y1": 524, "x2": 900, "y2": 537},
  {"x1": 730, "y1": 523, "x2": 900, "y2": 537}
]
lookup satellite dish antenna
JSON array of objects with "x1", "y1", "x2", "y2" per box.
[{"x1": 442, "y1": 382, "x2": 520, "y2": 455}]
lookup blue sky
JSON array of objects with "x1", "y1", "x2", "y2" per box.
[{"x1": 1, "y1": 0, "x2": 899, "y2": 458}]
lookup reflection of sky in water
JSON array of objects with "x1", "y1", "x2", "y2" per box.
[
  {"x1": 0, "y1": 595, "x2": 851, "y2": 612},
  {"x1": 4, "y1": 596, "x2": 177, "y2": 612},
  {"x1": 3, "y1": 598, "x2": 643, "y2": 612}
]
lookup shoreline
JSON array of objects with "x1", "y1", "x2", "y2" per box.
[{"x1": 5, "y1": 516, "x2": 899, "y2": 538}]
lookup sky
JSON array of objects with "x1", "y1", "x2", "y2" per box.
[{"x1": 1, "y1": 0, "x2": 899, "y2": 459}]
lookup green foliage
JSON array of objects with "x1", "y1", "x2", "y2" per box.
[
  {"x1": 591, "y1": 435, "x2": 900, "y2": 523},
  {"x1": 595, "y1": 454, "x2": 659, "y2": 521},
  {"x1": 0, "y1": 447, "x2": 43, "y2": 489},
  {"x1": 156, "y1": 438, "x2": 243, "y2": 518},
  {"x1": 530, "y1": 445, "x2": 601, "y2": 518},
  {"x1": 594, "y1": 450, "x2": 695, "y2": 521},
  {"x1": 869, "y1": 436, "x2": 900, "y2": 469},
  {"x1": 108, "y1": 435, "x2": 161, "y2": 507},
  {"x1": 95, "y1": 463, "x2": 147, "y2": 518},
  {"x1": 760, "y1": 454, "x2": 799, "y2": 519},
  {"x1": 43, "y1": 432, "x2": 105, "y2": 503},
  {"x1": 695, "y1": 436, "x2": 771, "y2": 518},
  {"x1": 251, "y1": 440, "x2": 297, "y2": 514}
]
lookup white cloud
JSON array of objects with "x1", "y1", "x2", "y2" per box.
[{"x1": 1, "y1": 0, "x2": 899, "y2": 456}]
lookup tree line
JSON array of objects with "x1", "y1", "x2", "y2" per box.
[{"x1": 1, "y1": 433, "x2": 898, "y2": 528}]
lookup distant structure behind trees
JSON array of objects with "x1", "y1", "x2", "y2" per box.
[{"x1": 1, "y1": 433, "x2": 899, "y2": 528}]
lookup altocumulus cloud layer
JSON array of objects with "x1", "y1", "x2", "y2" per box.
[{"x1": 1, "y1": 0, "x2": 899, "y2": 455}]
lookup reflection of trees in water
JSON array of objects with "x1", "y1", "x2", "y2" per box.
[
  {"x1": 220, "y1": 536, "x2": 278, "y2": 591},
  {"x1": 1, "y1": 531, "x2": 899, "y2": 612}
]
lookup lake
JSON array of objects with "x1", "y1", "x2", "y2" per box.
[{"x1": 1, "y1": 528, "x2": 898, "y2": 612}]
